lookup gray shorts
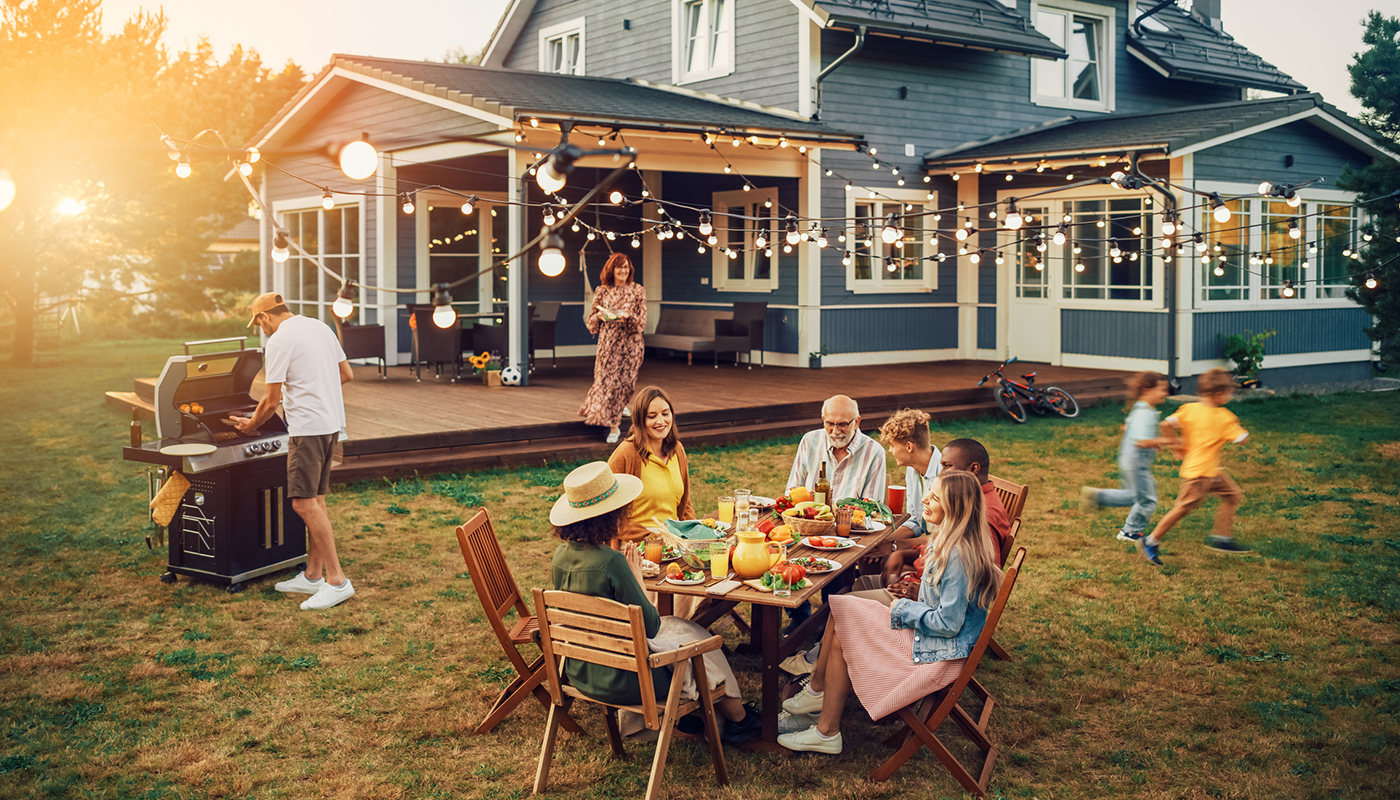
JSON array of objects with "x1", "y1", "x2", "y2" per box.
[{"x1": 287, "y1": 434, "x2": 338, "y2": 498}]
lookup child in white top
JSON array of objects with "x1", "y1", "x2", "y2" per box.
[{"x1": 1080, "y1": 372, "x2": 1171, "y2": 542}]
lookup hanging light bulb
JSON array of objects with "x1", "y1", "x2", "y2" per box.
[
  {"x1": 727, "y1": 248, "x2": 739, "y2": 260},
  {"x1": 538, "y1": 232, "x2": 566, "y2": 277},
  {"x1": 238, "y1": 161, "x2": 253, "y2": 177},
  {"x1": 542, "y1": 204, "x2": 557, "y2": 226},
  {"x1": 271, "y1": 230, "x2": 290, "y2": 263},
  {"x1": 401, "y1": 194, "x2": 415, "y2": 215},
  {"x1": 1109, "y1": 239, "x2": 1122, "y2": 259},
  {"x1": 706, "y1": 234, "x2": 717, "y2": 246},
  {"x1": 431, "y1": 284, "x2": 457, "y2": 328},
  {"x1": 841, "y1": 252, "x2": 852, "y2": 267},
  {"x1": 881, "y1": 214, "x2": 901, "y2": 244},
  {"x1": 969, "y1": 252, "x2": 981, "y2": 264},
  {"x1": 1210, "y1": 194, "x2": 1231, "y2": 223},
  {"x1": 1160, "y1": 214, "x2": 1177, "y2": 237},
  {"x1": 994, "y1": 252, "x2": 1005, "y2": 265},
  {"x1": 743, "y1": 183, "x2": 753, "y2": 193},
  {"x1": 1074, "y1": 260, "x2": 1085, "y2": 273},
  {"x1": 1282, "y1": 280, "x2": 1295, "y2": 298},
  {"x1": 755, "y1": 232, "x2": 767, "y2": 250},
  {"x1": 339, "y1": 136, "x2": 378, "y2": 180},
  {"x1": 1258, "y1": 181, "x2": 1273, "y2": 196},
  {"x1": 1004, "y1": 203, "x2": 1023, "y2": 231},
  {"x1": 609, "y1": 189, "x2": 624, "y2": 205},
  {"x1": 1365, "y1": 276, "x2": 1378, "y2": 289},
  {"x1": 536, "y1": 142, "x2": 583, "y2": 194},
  {"x1": 952, "y1": 173, "x2": 961, "y2": 181},
  {"x1": 732, "y1": 136, "x2": 741, "y2": 147},
  {"x1": 460, "y1": 194, "x2": 478, "y2": 215},
  {"x1": 1194, "y1": 233, "x2": 1206, "y2": 252},
  {"x1": 785, "y1": 217, "x2": 800, "y2": 246},
  {"x1": 1053, "y1": 224, "x2": 1067, "y2": 246},
  {"x1": 321, "y1": 189, "x2": 334, "y2": 210},
  {"x1": 837, "y1": 231, "x2": 847, "y2": 244},
  {"x1": 332, "y1": 281, "x2": 356, "y2": 319},
  {"x1": 698, "y1": 211, "x2": 713, "y2": 236},
  {"x1": 1289, "y1": 219, "x2": 1301, "y2": 239},
  {"x1": 817, "y1": 229, "x2": 829, "y2": 248},
  {"x1": 245, "y1": 147, "x2": 260, "y2": 164},
  {"x1": 630, "y1": 235, "x2": 640, "y2": 249},
  {"x1": 1214, "y1": 264, "x2": 1225, "y2": 277},
  {"x1": 1285, "y1": 190, "x2": 1301, "y2": 208},
  {"x1": 175, "y1": 156, "x2": 191, "y2": 179},
  {"x1": 1362, "y1": 227, "x2": 1374, "y2": 242}
]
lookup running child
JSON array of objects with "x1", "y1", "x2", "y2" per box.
[
  {"x1": 1138, "y1": 368, "x2": 1252, "y2": 566},
  {"x1": 1080, "y1": 371, "x2": 1172, "y2": 542}
]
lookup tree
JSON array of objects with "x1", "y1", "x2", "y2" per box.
[
  {"x1": 0, "y1": 0, "x2": 303, "y2": 363},
  {"x1": 1338, "y1": 11, "x2": 1400, "y2": 372}
]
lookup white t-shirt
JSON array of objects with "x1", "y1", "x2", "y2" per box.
[{"x1": 264, "y1": 315, "x2": 348, "y2": 437}]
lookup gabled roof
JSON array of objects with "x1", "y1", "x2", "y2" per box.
[
  {"x1": 1127, "y1": 4, "x2": 1306, "y2": 93},
  {"x1": 922, "y1": 94, "x2": 1392, "y2": 168},
  {"x1": 252, "y1": 55, "x2": 863, "y2": 151},
  {"x1": 802, "y1": 0, "x2": 1066, "y2": 60}
]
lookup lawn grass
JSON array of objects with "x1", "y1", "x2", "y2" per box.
[{"x1": 0, "y1": 338, "x2": 1397, "y2": 799}]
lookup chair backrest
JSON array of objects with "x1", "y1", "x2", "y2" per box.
[
  {"x1": 533, "y1": 588, "x2": 661, "y2": 728},
  {"x1": 412, "y1": 308, "x2": 462, "y2": 361},
  {"x1": 455, "y1": 510, "x2": 534, "y2": 651},
  {"x1": 655, "y1": 308, "x2": 729, "y2": 336},
  {"x1": 988, "y1": 475, "x2": 1029, "y2": 523},
  {"x1": 337, "y1": 323, "x2": 386, "y2": 360},
  {"x1": 531, "y1": 301, "x2": 562, "y2": 323},
  {"x1": 1002, "y1": 518, "x2": 1021, "y2": 563},
  {"x1": 926, "y1": 548, "x2": 1025, "y2": 717},
  {"x1": 731, "y1": 301, "x2": 767, "y2": 329}
]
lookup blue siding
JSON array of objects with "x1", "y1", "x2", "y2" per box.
[
  {"x1": 977, "y1": 306, "x2": 997, "y2": 351},
  {"x1": 1061, "y1": 309, "x2": 1168, "y2": 359},
  {"x1": 1192, "y1": 307, "x2": 1372, "y2": 360},
  {"x1": 821, "y1": 306, "x2": 958, "y2": 354},
  {"x1": 1194, "y1": 121, "x2": 1373, "y2": 185}
]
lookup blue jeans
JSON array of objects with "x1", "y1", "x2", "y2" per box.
[{"x1": 1096, "y1": 448, "x2": 1158, "y2": 534}]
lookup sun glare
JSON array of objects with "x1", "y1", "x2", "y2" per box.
[{"x1": 57, "y1": 198, "x2": 86, "y2": 216}]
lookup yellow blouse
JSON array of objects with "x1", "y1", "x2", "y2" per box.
[{"x1": 629, "y1": 452, "x2": 686, "y2": 526}]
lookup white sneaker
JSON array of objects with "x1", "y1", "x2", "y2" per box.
[
  {"x1": 778, "y1": 710, "x2": 814, "y2": 734},
  {"x1": 275, "y1": 571, "x2": 324, "y2": 595},
  {"x1": 777, "y1": 725, "x2": 842, "y2": 754},
  {"x1": 782, "y1": 685, "x2": 825, "y2": 716},
  {"x1": 779, "y1": 649, "x2": 814, "y2": 675},
  {"x1": 300, "y1": 578, "x2": 355, "y2": 610}
]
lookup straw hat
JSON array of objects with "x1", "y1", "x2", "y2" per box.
[{"x1": 549, "y1": 461, "x2": 643, "y2": 527}]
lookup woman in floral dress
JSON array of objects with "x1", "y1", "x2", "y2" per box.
[{"x1": 580, "y1": 253, "x2": 647, "y2": 442}]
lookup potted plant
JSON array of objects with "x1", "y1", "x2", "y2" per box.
[
  {"x1": 469, "y1": 351, "x2": 503, "y2": 386},
  {"x1": 1220, "y1": 329, "x2": 1275, "y2": 388},
  {"x1": 808, "y1": 345, "x2": 829, "y2": 370}
]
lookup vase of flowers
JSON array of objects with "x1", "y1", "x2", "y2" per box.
[{"x1": 470, "y1": 351, "x2": 503, "y2": 386}]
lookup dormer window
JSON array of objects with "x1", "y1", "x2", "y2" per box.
[
  {"x1": 673, "y1": 0, "x2": 734, "y2": 84},
  {"x1": 539, "y1": 18, "x2": 585, "y2": 76},
  {"x1": 1031, "y1": 1, "x2": 1115, "y2": 113}
]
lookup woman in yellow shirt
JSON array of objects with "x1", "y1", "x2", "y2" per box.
[{"x1": 607, "y1": 386, "x2": 696, "y2": 543}]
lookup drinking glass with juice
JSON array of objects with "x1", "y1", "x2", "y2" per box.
[
  {"x1": 717, "y1": 495, "x2": 735, "y2": 525},
  {"x1": 644, "y1": 535, "x2": 664, "y2": 565},
  {"x1": 835, "y1": 506, "x2": 853, "y2": 536},
  {"x1": 709, "y1": 541, "x2": 729, "y2": 579}
]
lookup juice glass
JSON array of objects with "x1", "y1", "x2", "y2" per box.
[
  {"x1": 835, "y1": 506, "x2": 853, "y2": 536},
  {"x1": 717, "y1": 495, "x2": 735, "y2": 525},
  {"x1": 644, "y1": 535, "x2": 664, "y2": 565},
  {"x1": 709, "y1": 541, "x2": 729, "y2": 579}
]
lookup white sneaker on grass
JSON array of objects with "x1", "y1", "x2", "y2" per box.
[
  {"x1": 782, "y1": 684, "x2": 825, "y2": 716},
  {"x1": 777, "y1": 725, "x2": 842, "y2": 754},
  {"x1": 300, "y1": 579, "x2": 355, "y2": 610},
  {"x1": 778, "y1": 711, "x2": 814, "y2": 734},
  {"x1": 275, "y1": 571, "x2": 324, "y2": 595}
]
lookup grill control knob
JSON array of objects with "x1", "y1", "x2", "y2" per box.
[
  {"x1": 271, "y1": 440, "x2": 282, "y2": 451},
  {"x1": 194, "y1": 493, "x2": 205, "y2": 506},
  {"x1": 244, "y1": 445, "x2": 256, "y2": 456}
]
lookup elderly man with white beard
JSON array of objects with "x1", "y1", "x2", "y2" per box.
[{"x1": 786, "y1": 395, "x2": 887, "y2": 505}]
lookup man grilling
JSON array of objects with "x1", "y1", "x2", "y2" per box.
[{"x1": 234, "y1": 292, "x2": 356, "y2": 610}]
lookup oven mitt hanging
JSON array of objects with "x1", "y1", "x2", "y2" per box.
[{"x1": 149, "y1": 471, "x2": 191, "y2": 527}]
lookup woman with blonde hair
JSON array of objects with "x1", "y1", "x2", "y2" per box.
[
  {"x1": 579, "y1": 253, "x2": 647, "y2": 443},
  {"x1": 777, "y1": 471, "x2": 1003, "y2": 753}
]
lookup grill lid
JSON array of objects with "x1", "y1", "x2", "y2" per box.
[{"x1": 154, "y1": 338, "x2": 270, "y2": 440}]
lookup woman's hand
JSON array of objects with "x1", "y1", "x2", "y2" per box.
[
  {"x1": 622, "y1": 541, "x2": 642, "y2": 569},
  {"x1": 888, "y1": 580, "x2": 920, "y2": 601}
]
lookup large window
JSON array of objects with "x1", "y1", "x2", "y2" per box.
[
  {"x1": 844, "y1": 192, "x2": 938, "y2": 293},
  {"x1": 1318, "y1": 204, "x2": 1355, "y2": 299},
  {"x1": 711, "y1": 188, "x2": 778, "y2": 292},
  {"x1": 1201, "y1": 199, "x2": 1248, "y2": 302},
  {"x1": 1060, "y1": 198, "x2": 1153, "y2": 301},
  {"x1": 1015, "y1": 205, "x2": 1051, "y2": 299},
  {"x1": 428, "y1": 203, "x2": 479, "y2": 302},
  {"x1": 1032, "y1": 1, "x2": 1114, "y2": 113},
  {"x1": 1196, "y1": 196, "x2": 1361, "y2": 304},
  {"x1": 673, "y1": 0, "x2": 733, "y2": 84},
  {"x1": 282, "y1": 205, "x2": 360, "y2": 321},
  {"x1": 1261, "y1": 201, "x2": 1304, "y2": 301},
  {"x1": 539, "y1": 18, "x2": 585, "y2": 75}
]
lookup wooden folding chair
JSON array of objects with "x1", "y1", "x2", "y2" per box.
[
  {"x1": 986, "y1": 518, "x2": 1020, "y2": 662},
  {"x1": 455, "y1": 510, "x2": 582, "y2": 736},
  {"x1": 988, "y1": 474, "x2": 1029, "y2": 525},
  {"x1": 869, "y1": 548, "x2": 1027, "y2": 797},
  {"x1": 532, "y1": 589, "x2": 729, "y2": 800}
]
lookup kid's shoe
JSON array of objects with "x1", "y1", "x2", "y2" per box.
[
  {"x1": 1079, "y1": 487, "x2": 1099, "y2": 513},
  {"x1": 1137, "y1": 538, "x2": 1164, "y2": 567},
  {"x1": 275, "y1": 571, "x2": 324, "y2": 594},
  {"x1": 1116, "y1": 529, "x2": 1143, "y2": 542},
  {"x1": 1204, "y1": 536, "x2": 1252, "y2": 554},
  {"x1": 721, "y1": 704, "x2": 762, "y2": 744},
  {"x1": 777, "y1": 725, "x2": 843, "y2": 754}
]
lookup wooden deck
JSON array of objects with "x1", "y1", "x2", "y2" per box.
[{"x1": 107, "y1": 356, "x2": 1130, "y2": 481}]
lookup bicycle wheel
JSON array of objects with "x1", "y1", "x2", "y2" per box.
[
  {"x1": 994, "y1": 385, "x2": 1027, "y2": 423},
  {"x1": 1044, "y1": 386, "x2": 1080, "y2": 418}
]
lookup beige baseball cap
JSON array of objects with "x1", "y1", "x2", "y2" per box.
[{"x1": 246, "y1": 292, "x2": 285, "y2": 327}]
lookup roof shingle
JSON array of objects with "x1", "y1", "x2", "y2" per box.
[
  {"x1": 1127, "y1": 5, "x2": 1307, "y2": 93},
  {"x1": 813, "y1": 0, "x2": 1066, "y2": 59}
]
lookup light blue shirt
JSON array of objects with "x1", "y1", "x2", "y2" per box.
[
  {"x1": 899, "y1": 448, "x2": 942, "y2": 537},
  {"x1": 1120, "y1": 401, "x2": 1160, "y2": 461}
]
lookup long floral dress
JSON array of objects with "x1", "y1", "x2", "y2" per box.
[{"x1": 579, "y1": 281, "x2": 647, "y2": 428}]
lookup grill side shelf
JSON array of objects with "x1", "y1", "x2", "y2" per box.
[{"x1": 122, "y1": 442, "x2": 186, "y2": 469}]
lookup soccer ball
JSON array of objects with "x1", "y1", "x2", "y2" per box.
[{"x1": 500, "y1": 366, "x2": 522, "y2": 386}]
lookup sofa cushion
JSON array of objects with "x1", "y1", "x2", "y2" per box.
[
  {"x1": 653, "y1": 308, "x2": 730, "y2": 337},
  {"x1": 645, "y1": 334, "x2": 716, "y2": 352}
]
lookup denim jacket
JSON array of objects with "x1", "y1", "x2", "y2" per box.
[{"x1": 889, "y1": 547, "x2": 988, "y2": 665}]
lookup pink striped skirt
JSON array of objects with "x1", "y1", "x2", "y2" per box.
[{"x1": 828, "y1": 594, "x2": 966, "y2": 721}]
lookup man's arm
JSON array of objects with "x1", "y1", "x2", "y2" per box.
[
  {"x1": 233, "y1": 383, "x2": 282, "y2": 433},
  {"x1": 339, "y1": 360, "x2": 353, "y2": 385},
  {"x1": 786, "y1": 433, "x2": 811, "y2": 491}
]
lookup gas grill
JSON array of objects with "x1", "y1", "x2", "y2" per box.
[{"x1": 123, "y1": 337, "x2": 307, "y2": 592}]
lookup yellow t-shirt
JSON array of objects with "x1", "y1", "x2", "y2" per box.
[
  {"x1": 1170, "y1": 402, "x2": 1248, "y2": 480},
  {"x1": 629, "y1": 453, "x2": 686, "y2": 526}
]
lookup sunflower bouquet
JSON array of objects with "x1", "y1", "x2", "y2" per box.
[{"x1": 468, "y1": 351, "x2": 502, "y2": 375}]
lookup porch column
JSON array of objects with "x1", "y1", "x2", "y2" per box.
[
  {"x1": 798, "y1": 150, "x2": 822, "y2": 366},
  {"x1": 1172, "y1": 155, "x2": 1194, "y2": 381},
  {"x1": 507, "y1": 148, "x2": 528, "y2": 384},
  {"x1": 642, "y1": 169, "x2": 663, "y2": 333},
  {"x1": 956, "y1": 174, "x2": 980, "y2": 359},
  {"x1": 376, "y1": 155, "x2": 399, "y2": 364}
]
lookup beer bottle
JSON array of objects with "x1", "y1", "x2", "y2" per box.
[{"x1": 815, "y1": 460, "x2": 830, "y2": 507}]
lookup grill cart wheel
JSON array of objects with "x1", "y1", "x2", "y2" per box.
[
  {"x1": 160, "y1": 572, "x2": 178, "y2": 584},
  {"x1": 226, "y1": 583, "x2": 245, "y2": 594}
]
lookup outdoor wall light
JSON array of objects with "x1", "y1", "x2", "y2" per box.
[
  {"x1": 432, "y1": 284, "x2": 457, "y2": 328},
  {"x1": 538, "y1": 232, "x2": 566, "y2": 277},
  {"x1": 271, "y1": 230, "x2": 290, "y2": 263},
  {"x1": 332, "y1": 281, "x2": 357, "y2": 319},
  {"x1": 339, "y1": 135, "x2": 378, "y2": 180}
]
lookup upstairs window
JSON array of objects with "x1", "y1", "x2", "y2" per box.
[
  {"x1": 539, "y1": 18, "x2": 585, "y2": 75},
  {"x1": 1032, "y1": 1, "x2": 1114, "y2": 113},
  {"x1": 673, "y1": 0, "x2": 734, "y2": 84}
]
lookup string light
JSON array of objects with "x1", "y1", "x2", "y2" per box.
[
  {"x1": 1365, "y1": 276, "x2": 1378, "y2": 289},
  {"x1": 1289, "y1": 219, "x2": 1301, "y2": 239},
  {"x1": 698, "y1": 211, "x2": 713, "y2": 236},
  {"x1": 1004, "y1": 203, "x2": 1023, "y2": 231},
  {"x1": 1210, "y1": 194, "x2": 1231, "y2": 224},
  {"x1": 245, "y1": 147, "x2": 260, "y2": 164},
  {"x1": 238, "y1": 161, "x2": 253, "y2": 177},
  {"x1": 175, "y1": 156, "x2": 191, "y2": 179},
  {"x1": 1282, "y1": 280, "x2": 1295, "y2": 298},
  {"x1": 332, "y1": 281, "x2": 356, "y2": 319},
  {"x1": 785, "y1": 216, "x2": 801, "y2": 246},
  {"x1": 432, "y1": 284, "x2": 456, "y2": 328},
  {"x1": 321, "y1": 189, "x2": 334, "y2": 210},
  {"x1": 881, "y1": 213, "x2": 901, "y2": 244},
  {"x1": 1053, "y1": 224, "x2": 1067, "y2": 246},
  {"x1": 271, "y1": 230, "x2": 290, "y2": 263},
  {"x1": 339, "y1": 136, "x2": 378, "y2": 180},
  {"x1": 401, "y1": 194, "x2": 415, "y2": 215},
  {"x1": 538, "y1": 232, "x2": 566, "y2": 277},
  {"x1": 1160, "y1": 213, "x2": 1177, "y2": 237},
  {"x1": 609, "y1": 189, "x2": 624, "y2": 205},
  {"x1": 631, "y1": 235, "x2": 640, "y2": 249}
]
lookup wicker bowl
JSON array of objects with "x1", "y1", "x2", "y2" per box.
[{"x1": 780, "y1": 510, "x2": 835, "y2": 536}]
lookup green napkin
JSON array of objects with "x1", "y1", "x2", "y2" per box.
[{"x1": 665, "y1": 519, "x2": 721, "y2": 540}]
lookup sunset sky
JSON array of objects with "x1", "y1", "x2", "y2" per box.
[{"x1": 98, "y1": 0, "x2": 1377, "y2": 117}]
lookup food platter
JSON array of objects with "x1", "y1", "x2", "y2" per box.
[
  {"x1": 750, "y1": 496, "x2": 776, "y2": 509},
  {"x1": 851, "y1": 519, "x2": 886, "y2": 533},
  {"x1": 664, "y1": 573, "x2": 707, "y2": 586},
  {"x1": 660, "y1": 545, "x2": 685, "y2": 562},
  {"x1": 801, "y1": 536, "x2": 857, "y2": 551},
  {"x1": 786, "y1": 556, "x2": 840, "y2": 574}
]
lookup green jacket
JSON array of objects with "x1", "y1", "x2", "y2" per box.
[{"x1": 550, "y1": 542, "x2": 671, "y2": 705}]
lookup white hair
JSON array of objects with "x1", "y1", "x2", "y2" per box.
[{"x1": 821, "y1": 395, "x2": 859, "y2": 418}]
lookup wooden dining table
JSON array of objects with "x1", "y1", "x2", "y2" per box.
[{"x1": 644, "y1": 514, "x2": 908, "y2": 748}]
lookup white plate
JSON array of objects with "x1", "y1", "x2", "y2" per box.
[
  {"x1": 852, "y1": 519, "x2": 886, "y2": 533},
  {"x1": 787, "y1": 556, "x2": 841, "y2": 574},
  {"x1": 802, "y1": 537, "x2": 857, "y2": 551},
  {"x1": 665, "y1": 574, "x2": 707, "y2": 585},
  {"x1": 160, "y1": 443, "x2": 216, "y2": 456},
  {"x1": 750, "y1": 496, "x2": 777, "y2": 509}
]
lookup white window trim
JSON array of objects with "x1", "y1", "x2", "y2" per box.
[
  {"x1": 269, "y1": 196, "x2": 367, "y2": 322},
  {"x1": 711, "y1": 187, "x2": 780, "y2": 293},
  {"x1": 844, "y1": 188, "x2": 940, "y2": 295},
  {"x1": 997, "y1": 185, "x2": 1159, "y2": 310},
  {"x1": 1030, "y1": 0, "x2": 1116, "y2": 114},
  {"x1": 672, "y1": 0, "x2": 735, "y2": 85},
  {"x1": 538, "y1": 17, "x2": 586, "y2": 75},
  {"x1": 1191, "y1": 182, "x2": 1362, "y2": 309}
]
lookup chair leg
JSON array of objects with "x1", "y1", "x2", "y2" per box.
[
  {"x1": 475, "y1": 655, "x2": 585, "y2": 736},
  {"x1": 691, "y1": 656, "x2": 729, "y2": 787},
  {"x1": 602, "y1": 707, "x2": 627, "y2": 759},
  {"x1": 532, "y1": 702, "x2": 564, "y2": 795},
  {"x1": 988, "y1": 637, "x2": 1013, "y2": 661},
  {"x1": 645, "y1": 660, "x2": 691, "y2": 800}
]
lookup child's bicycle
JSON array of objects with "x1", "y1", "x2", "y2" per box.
[{"x1": 976, "y1": 357, "x2": 1080, "y2": 424}]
